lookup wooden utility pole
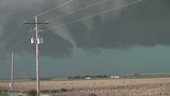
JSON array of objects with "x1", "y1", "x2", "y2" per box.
[
  {"x1": 25, "y1": 16, "x2": 48, "y2": 96},
  {"x1": 10, "y1": 52, "x2": 14, "y2": 91},
  {"x1": 35, "y1": 17, "x2": 40, "y2": 96}
]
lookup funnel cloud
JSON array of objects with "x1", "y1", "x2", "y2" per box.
[{"x1": 0, "y1": 0, "x2": 170, "y2": 58}]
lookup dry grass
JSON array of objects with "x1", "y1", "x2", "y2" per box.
[{"x1": 1, "y1": 78, "x2": 170, "y2": 96}]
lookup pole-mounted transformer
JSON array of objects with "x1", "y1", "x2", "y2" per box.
[{"x1": 31, "y1": 37, "x2": 35, "y2": 44}]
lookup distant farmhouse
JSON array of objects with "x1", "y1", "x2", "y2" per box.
[
  {"x1": 86, "y1": 77, "x2": 92, "y2": 80},
  {"x1": 110, "y1": 76, "x2": 120, "y2": 79}
]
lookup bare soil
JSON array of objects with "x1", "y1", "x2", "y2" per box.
[{"x1": 1, "y1": 78, "x2": 170, "y2": 96}]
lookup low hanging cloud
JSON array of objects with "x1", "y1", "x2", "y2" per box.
[{"x1": 0, "y1": 0, "x2": 170, "y2": 59}]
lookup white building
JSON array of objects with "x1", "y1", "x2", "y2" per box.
[
  {"x1": 86, "y1": 77, "x2": 91, "y2": 80},
  {"x1": 114, "y1": 76, "x2": 120, "y2": 79},
  {"x1": 110, "y1": 76, "x2": 120, "y2": 79}
]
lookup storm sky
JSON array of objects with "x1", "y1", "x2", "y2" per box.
[{"x1": 0, "y1": 0, "x2": 170, "y2": 79}]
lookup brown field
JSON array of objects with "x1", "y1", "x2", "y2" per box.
[{"x1": 1, "y1": 78, "x2": 170, "y2": 96}]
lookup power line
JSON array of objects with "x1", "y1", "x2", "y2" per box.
[
  {"x1": 47, "y1": 0, "x2": 107, "y2": 22},
  {"x1": 25, "y1": 0, "x2": 74, "y2": 22},
  {"x1": 10, "y1": 34, "x2": 30, "y2": 51},
  {"x1": 0, "y1": 24, "x2": 28, "y2": 49},
  {"x1": 1, "y1": 0, "x2": 70, "y2": 49},
  {"x1": 36, "y1": 0, "x2": 74, "y2": 17},
  {"x1": 9, "y1": 25, "x2": 34, "y2": 51},
  {"x1": 44, "y1": 0, "x2": 142, "y2": 31},
  {"x1": 0, "y1": 24, "x2": 23, "y2": 44},
  {"x1": 2, "y1": 0, "x2": 142, "y2": 50}
]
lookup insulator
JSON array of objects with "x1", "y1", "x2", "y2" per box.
[{"x1": 40, "y1": 37, "x2": 44, "y2": 43}]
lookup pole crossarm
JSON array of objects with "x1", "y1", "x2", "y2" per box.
[{"x1": 24, "y1": 22, "x2": 49, "y2": 24}]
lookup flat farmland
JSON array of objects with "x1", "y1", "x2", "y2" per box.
[{"x1": 1, "y1": 78, "x2": 170, "y2": 96}]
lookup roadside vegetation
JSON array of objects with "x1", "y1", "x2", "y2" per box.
[
  {"x1": 88, "y1": 93, "x2": 97, "y2": 96},
  {"x1": 0, "y1": 89, "x2": 8, "y2": 96}
]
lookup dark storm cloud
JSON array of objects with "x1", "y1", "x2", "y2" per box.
[
  {"x1": 69, "y1": 0, "x2": 170, "y2": 48},
  {"x1": 71, "y1": 0, "x2": 170, "y2": 48},
  {"x1": 0, "y1": 0, "x2": 170, "y2": 58}
]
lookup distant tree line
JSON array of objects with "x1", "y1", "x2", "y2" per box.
[
  {"x1": 30, "y1": 78, "x2": 52, "y2": 80},
  {"x1": 68, "y1": 75, "x2": 109, "y2": 79}
]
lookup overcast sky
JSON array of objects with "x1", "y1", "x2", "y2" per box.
[{"x1": 0, "y1": 0, "x2": 170, "y2": 79}]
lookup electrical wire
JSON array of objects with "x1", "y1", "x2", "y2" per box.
[
  {"x1": 44, "y1": 0, "x2": 142, "y2": 31},
  {"x1": 7, "y1": 0, "x2": 141, "y2": 51},
  {"x1": 46, "y1": 0, "x2": 107, "y2": 22},
  {"x1": 36, "y1": 0, "x2": 74, "y2": 17},
  {"x1": 0, "y1": 24, "x2": 30, "y2": 49},
  {"x1": 9, "y1": 0, "x2": 74, "y2": 51},
  {"x1": 0, "y1": 23, "x2": 24, "y2": 44},
  {"x1": 10, "y1": 34, "x2": 30, "y2": 51},
  {"x1": 25, "y1": 0, "x2": 74, "y2": 22},
  {"x1": 9, "y1": 25, "x2": 43, "y2": 52}
]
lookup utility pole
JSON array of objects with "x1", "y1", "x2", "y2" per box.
[
  {"x1": 10, "y1": 52, "x2": 14, "y2": 91},
  {"x1": 24, "y1": 16, "x2": 48, "y2": 96}
]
